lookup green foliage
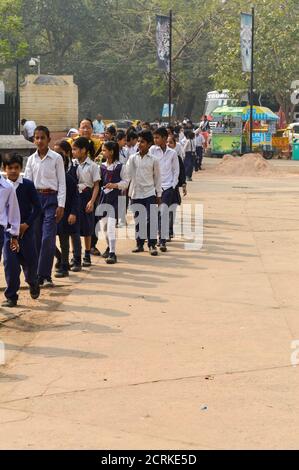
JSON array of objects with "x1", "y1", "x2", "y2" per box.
[
  {"x1": 213, "y1": 0, "x2": 299, "y2": 118},
  {"x1": 0, "y1": 0, "x2": 28, "y2": 64},
  {"x1": 2, "y1": 0, "x2": 298, "y2": 121}
]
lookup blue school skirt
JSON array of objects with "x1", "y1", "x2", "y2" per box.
[{"x1": 79, "y1": 189, "x2": 94, "y2": 237}]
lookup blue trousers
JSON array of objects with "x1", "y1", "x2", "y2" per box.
[
  {"x1": 131, "y1": 196, "x2": 158, "y2": 248},
  {"x1": 3, "y1": 229, "x2": 38, "y2": 301},
  {"x1": 184, "y1": 151, "x2": 195, "y2": 179},
  {"x1": 195, "y1": 146, "x2": 203, "y2": 170},
  {"x1": 159, "y1": 187, "x2": 175, "y2": 244},
  {"x1": 34, "y1": 193, "x2": 58, "y2": 279},
  {"x1": 0, "y1": 226, "x2": 4, "y2": 261}
]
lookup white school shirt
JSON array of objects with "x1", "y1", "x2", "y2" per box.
[
  {"x1": 24, "y1": 148, "x2": 66, "y2": 208},
  {"x1": 76, "y1": 157, "x2": 100, "y2": 193},
  {"x1": 0, "y1": 176, "x2": 20, "y2": 236},
  {"x1": 195, "y1": 133, "x2": 205, "y2": 147},
  {"x1": 175, "y1": 142, "x2": 184, "y2": 160},
  {"x1": 125, "y1": 144, "x2": 139, "y2": 157},
  {"x1": 100, "y1": 161, "x2": 129, "y2": 191},
  {"x1": 179, "y1": 131, "x2": 185, "y2": 144},
  {"x1": 23, "y1": 120, "x2": 36, "y2": 139},
  {"x1": 126, "y1": 152, "x2": 162, "y2": 199},
  {"x1": 119, "y1": 147, "x2": 129, "y2": 164},
  {"x1": 149, "y1": 145, "x2": 179, "y2": 191},
  {"x1": 7, "y1": 175, "x2": 23, "y2": 190},
  {"x1": 183, "y1": 138, "x2": 196, "y2": 153}
]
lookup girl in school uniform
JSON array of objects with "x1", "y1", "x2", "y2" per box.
[
  {"x1": 72, "y1": 137, "x2": 100, "y2": 268},
  {"x1": 98, "y1": 141, "x2": 128, "y2": 265},
  {"x1": 183, "y1": 129, "x2": 196, "y2": 182},
  {"x1": 54, "y1": 140, "x2": 81, "y2": 277}
]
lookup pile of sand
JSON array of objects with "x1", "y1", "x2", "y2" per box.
[{"x1": 209, "y1": 153, "x2": 279, "y2": 177}]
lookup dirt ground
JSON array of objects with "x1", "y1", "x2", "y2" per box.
[{"x1": 1, "y1": 158, "x2": 299, "y2": 449}]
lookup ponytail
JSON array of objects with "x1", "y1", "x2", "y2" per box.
[
  {"x1": 102, "y1": 141, "x2": 120, "y2": 163},
  {"x1": 73, "y1": 136, "x2": 95, "y2": 160},
  {"x1": 89, "y1": 139, "x2": 95, "y2": 160}
]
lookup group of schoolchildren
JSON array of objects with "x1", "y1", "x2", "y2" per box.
[{"x1": 0, "y1": 119, "x2": 195, "y2": 309}]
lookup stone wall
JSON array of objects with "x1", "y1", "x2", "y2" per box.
[{"x1": 20, "y1": 74, "x2": 78, "y2": 132}]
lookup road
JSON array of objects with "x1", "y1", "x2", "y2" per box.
[{"x1": 1, "y1": 160, "x2": 299, "y2": 449}]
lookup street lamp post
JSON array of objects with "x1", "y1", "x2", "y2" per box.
[{"x1": 16, "y1": 62, "x2": 20, "y2": 134}]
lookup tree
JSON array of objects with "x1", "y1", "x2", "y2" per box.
[
  {"x1": 212, "y1": 0, "x2": 299, "y2": 121},
  {"x1": 0, "y1": 0, "x2": 28, "y2": 65},
  {"x1": 18, "y1": 0, "x2": 223, "y2": 119}
]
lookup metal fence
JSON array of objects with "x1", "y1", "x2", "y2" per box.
[{"x1": 0, "y1": 92, "x2": 19, "y2": 135}]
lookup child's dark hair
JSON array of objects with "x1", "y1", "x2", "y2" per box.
[
  {"x1": 2, "y1": 153, "x2": 23, "y2": 168},
  {"x1": 153, "y1": 127, "x2": 168, "y2": 139},
  {"x1": 127, "y1": 130, "x2": 138, "y2": 142},
  {"x1": 73, "y1": 137, "x2": 95, "y2": 160},
  {"x1": 106, "y1": 125, "x2": 117, "y2": 137},
  {"x1": 103, "y1": 141, "x2": 120, "y2": 163},
  {"x1": 184, "y1": 129, "x2": 195, "y2": 139},
  {"x1": 55, "y1": 140, "x2": 73, "y2": 170},
  {"x1": 34, "y1": 125, "x2": 50, "y2": 138},
  {"x1": 116, "y1": 130, "x2": 126, "y2": 141},
  {"x1": 55, "y1": 140, "x2": 73, "y2": 158},
  {"x1": 139, "y1": 130, "x2": 154, "y2": 145},
  {"x1": 126, "y1": 126, "x2": 136, "y2": 135}
]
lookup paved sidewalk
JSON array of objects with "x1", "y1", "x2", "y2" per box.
[{"x1": 1, "y1": 169, "x2": 299, "y2": 449}]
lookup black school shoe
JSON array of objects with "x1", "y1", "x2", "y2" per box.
[
  {"x1": 44, "y1": 278, "x2": 54, "y2": 288},
  {"x1": 106, "y1": 253, "x2": 117, "y2": 264},
  {"x1": 149, "y1": 246, "x2": 158, "y2": 256},
  {"x1": 82, "y1": 256, "x2": 92, "y2": 267},
  {"x1": 55, "y1": 270, "x2": 69, "y2": 279},
  {"x1": 55, "y1": 261, "x2": 61, "y2": 271},
  {"x1": 2, "y1": 299, "x2": 17, "y2": 308},
  {"x1": 90, "y1": 247, "x2": 101, "y2": 256},
  {"x1": 102, "y1": 247, "x2": 110, "y2": 259},
  {"x1": 70, "y1": 264, "x2": 82, "y2": 272},
  {"x1": 160, "y1": 244, "x2": 168, "y2": 253},
  {"x1": 30, "y1": 282, "x2": 40, "y2": 300},
  {"x1": 39, "y1": 277, "x2": 54, "y2": 288},
  {"x1": 132, "y1": 246, "x2": 144, "y2": 253}
]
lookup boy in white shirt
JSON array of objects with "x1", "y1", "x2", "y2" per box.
[
  {"x1": 126, "y1": 130, "x2": 162, "y2": 256},
  {"x1": 24, "y1": 126, "x2": 66, "y2": 287},
  {"x1": 150, "y1": 127, "x2": 179, "y2": 252}
]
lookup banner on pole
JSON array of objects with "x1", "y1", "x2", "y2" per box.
[
  {"x1": 240, "y1": 12, "x2": 253, "y2": 73},
  {"x1": 156, "y1": 14, "x2": 170, "y2": 72},
  {"x1": 162, "y1": 103, "x2": 174, "y2": 118}
]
